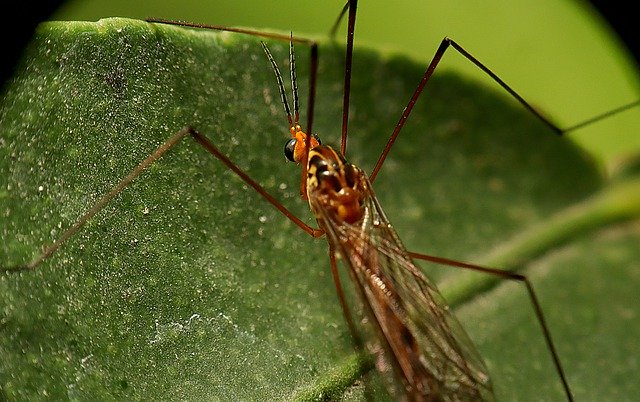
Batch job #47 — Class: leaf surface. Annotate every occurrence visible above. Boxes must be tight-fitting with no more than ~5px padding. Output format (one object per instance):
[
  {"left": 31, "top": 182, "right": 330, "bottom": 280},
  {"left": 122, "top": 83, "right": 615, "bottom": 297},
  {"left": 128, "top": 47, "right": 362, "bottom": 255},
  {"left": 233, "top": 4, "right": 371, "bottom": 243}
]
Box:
[{"left": 1, "top": 18, "right": 639, "bottom": 400}]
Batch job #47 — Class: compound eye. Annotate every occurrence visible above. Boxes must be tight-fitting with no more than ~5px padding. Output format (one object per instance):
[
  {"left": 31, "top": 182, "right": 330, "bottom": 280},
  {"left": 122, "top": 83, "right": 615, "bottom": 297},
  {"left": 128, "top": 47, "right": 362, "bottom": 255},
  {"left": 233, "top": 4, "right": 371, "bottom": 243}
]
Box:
[{"left": 284, "top": 138, "right": 297, "bottom": 162}]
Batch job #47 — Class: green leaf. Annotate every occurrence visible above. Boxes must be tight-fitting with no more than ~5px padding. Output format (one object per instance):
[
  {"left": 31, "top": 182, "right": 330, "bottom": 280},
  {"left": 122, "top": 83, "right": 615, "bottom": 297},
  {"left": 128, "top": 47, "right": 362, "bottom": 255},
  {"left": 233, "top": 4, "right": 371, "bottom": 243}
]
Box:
[
  {"left": 52, "top": 0, "right": 640, "bottom": 164},
  {"left": 1, "top": 18, "right": 639, "bottom": 400}
]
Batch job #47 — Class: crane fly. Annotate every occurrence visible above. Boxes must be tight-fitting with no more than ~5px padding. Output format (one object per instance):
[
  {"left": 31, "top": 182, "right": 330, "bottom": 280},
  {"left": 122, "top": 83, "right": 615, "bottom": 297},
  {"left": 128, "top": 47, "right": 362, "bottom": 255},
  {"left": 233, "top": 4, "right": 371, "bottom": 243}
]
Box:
[
  {"left": 8, "top": 0, "right": 639, "bottom": 399},
  {"left": 261, "top": 36, "right": 495, "bottom": 399}
]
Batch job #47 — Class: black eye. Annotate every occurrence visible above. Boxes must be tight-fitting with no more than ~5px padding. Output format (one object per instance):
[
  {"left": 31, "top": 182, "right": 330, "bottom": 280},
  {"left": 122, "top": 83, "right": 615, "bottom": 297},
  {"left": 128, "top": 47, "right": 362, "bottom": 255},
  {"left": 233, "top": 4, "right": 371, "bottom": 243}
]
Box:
[
  {"left": 284, "top": 138, "right": 296, "bottom": 162},
  {"left": 312, "top": 133, "right": 322, "bottom": 145}
]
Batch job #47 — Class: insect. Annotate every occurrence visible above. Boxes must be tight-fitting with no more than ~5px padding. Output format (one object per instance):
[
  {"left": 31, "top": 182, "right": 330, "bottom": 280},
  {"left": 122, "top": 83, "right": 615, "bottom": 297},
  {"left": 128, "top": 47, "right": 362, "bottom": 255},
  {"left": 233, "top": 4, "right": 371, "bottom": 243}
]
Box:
[
  {"left": 260, "top": 34, "right": 501, "bottom": 399},
  {"left": 2, "top": 1, "right": 636, "bottom": 400}
]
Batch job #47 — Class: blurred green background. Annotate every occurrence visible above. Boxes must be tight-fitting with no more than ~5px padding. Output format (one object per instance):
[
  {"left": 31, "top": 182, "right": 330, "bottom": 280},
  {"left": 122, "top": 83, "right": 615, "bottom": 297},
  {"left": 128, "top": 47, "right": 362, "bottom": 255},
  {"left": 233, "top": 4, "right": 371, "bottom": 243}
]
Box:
[{"left": 49, "top": 0, "right": 640, "bottom": 168}]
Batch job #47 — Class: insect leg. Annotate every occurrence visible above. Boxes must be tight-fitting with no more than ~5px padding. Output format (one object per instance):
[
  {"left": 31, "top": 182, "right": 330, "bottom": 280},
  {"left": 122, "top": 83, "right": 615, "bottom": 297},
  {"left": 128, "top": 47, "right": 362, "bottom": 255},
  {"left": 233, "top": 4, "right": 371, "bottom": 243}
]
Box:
[
  {"left": 328, "top": 1, "right": 351, "bottom": 41},
  {"left": 2, "top": 126, "right": 325, "bottom": 274},
  {"left": 329, "top": 244, "right": 417, "bottom": 400},
  {"left": 368, "top": 37, "right": 638, "bottom": 183},
  {"left": 189, "top": 129, "right": 324, "bottom": 238},
  {"left": 4, "top": 23, "right": 325, "bottom": 273},
  {"left": 148, "top": 20, "right": 322, "bottom": 201},
  {"left": 3, "top": 127, "right": 191, "bottom": 273},
  {"left": 407, "top": 250, "right": 573, "bottom": 402},
  {"left": 339, "top": 0, "right": 358, "bottom": 157},
  {"left": 328, "top": 245, "right": 362, "bottom": 347}
]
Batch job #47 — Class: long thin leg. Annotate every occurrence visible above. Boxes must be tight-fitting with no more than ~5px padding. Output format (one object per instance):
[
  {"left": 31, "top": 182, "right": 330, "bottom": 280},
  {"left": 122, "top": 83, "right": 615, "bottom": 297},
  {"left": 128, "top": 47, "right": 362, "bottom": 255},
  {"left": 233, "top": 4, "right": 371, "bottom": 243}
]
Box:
[
  {"left": 561, "top": 99, "right": 640, "bottom": 132},
  {"left": 329, "top": 245, "right": 363, "bottom": 348},
  {"left": 4, "top": 127, "right": 190, "bottom": 273},
  {"left": 328, "top": 1, "right": 351, "bottom": 40},
  {"left": 340, "top": 0, "right": 358, "bottom": 157},
  {"left": 4, "top": 22, "right": 324, "bottom": 273},
  {"left": 408, "top": 250, "right": 573, "bottom": 402},
  {"left": 300, "top": 44, "right": 320, "bottom": 200},
  {"left": 3, "top": 127, "right": 323, "bottom": 273},
  {"left": 146, "top": 18, "right": 316, "bottom": 46},
  {"left": 150, "top": 19, "right": 322, "bottom": 200},
  {"left": 190, "top": 129, "right": 324, "bottom": 238},
  {"left": 367, "top": 37, "right": 636, "bottom": 183}
]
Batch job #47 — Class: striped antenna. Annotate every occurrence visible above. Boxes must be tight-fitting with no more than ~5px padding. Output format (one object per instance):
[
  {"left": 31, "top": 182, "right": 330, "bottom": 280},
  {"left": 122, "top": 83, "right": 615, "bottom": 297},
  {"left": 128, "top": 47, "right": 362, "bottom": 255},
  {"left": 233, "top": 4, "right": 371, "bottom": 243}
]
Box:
[
  {"left": 261, "top": 42, "right": 294, "bottom": 128},
  {"left": 289, "top": 33, "right": 300, "bottom": 126}
]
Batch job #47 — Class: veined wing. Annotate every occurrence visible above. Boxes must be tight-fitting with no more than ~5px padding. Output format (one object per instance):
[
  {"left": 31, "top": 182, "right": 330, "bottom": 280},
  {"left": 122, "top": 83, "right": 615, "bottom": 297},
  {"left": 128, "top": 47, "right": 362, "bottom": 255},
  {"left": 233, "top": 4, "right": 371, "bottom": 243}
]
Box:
[{"left": 312, "top": 172, "right": 494, "bottom": 401}]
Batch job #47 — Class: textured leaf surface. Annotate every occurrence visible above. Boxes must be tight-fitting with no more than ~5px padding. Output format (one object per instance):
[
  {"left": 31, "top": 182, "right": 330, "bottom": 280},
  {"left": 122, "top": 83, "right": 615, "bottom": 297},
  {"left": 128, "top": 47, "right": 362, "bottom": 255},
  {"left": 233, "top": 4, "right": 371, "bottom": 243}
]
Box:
[{"left": 1, "top": 18, "right": 639, "bottom": 400}]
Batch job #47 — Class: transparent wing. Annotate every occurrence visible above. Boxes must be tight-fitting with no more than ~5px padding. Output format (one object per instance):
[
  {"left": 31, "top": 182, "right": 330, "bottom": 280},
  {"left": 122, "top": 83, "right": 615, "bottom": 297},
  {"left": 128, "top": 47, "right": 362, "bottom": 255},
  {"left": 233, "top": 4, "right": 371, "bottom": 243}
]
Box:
[{"left": 313, "top": 176, "right": 494, "bottom": 401}]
